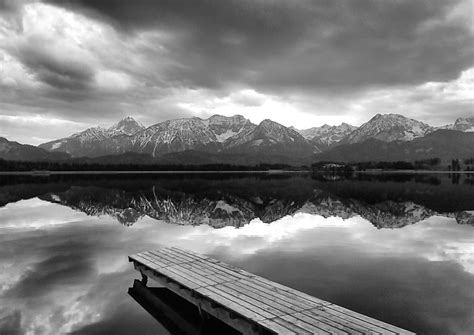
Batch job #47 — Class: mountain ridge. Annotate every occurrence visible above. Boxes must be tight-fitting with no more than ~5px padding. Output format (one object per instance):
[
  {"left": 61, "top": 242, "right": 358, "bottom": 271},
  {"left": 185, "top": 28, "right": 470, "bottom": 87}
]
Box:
[
  {"left": 3, "top": 113, "right": 473, "bottom": 164},
  {"left": 340, "top": 113, "right": 434, "bottom": 144},
  {"left": 314, "top": 129, "right": 474, "bottom": 163},
  {"left": 440, "top": 116, "right": 474, "bottom": 132},
  {"left": 294, "top": 123, "right": 357, "bottom": 151},
  {"left": 39, "top": 115, "right": 320, "bottom": 159},
  {"left": 0, "top": 137, "right": 70, "bottom": 162}
]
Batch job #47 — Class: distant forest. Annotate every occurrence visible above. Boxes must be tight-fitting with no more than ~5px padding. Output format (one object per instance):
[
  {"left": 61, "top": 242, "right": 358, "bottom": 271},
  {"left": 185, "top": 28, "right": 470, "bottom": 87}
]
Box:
[
  {"left": 0, "top": 159, "right": 296, "bottom": 172},
  {"left": 1, "top": 157, "right": 474, "bottom": 172},
  {"left": 312, "top": 157, "right": 474, "bottom": 172}
]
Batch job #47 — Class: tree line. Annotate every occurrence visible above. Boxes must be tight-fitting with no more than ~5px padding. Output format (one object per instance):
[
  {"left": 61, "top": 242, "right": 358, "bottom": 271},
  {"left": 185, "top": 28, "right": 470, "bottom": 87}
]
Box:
[
  {"left": 312, "top": 157, "right": 474, "bottom": 172},
  {"left": 0, "top": 159, "right": 296, "bottom": 172}
]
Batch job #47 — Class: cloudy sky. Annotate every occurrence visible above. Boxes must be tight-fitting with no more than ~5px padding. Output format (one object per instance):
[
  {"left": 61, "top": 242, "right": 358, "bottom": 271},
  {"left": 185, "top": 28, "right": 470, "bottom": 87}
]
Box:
[{"left": 0, "top": 0, "right": 473, "bottom": 145}]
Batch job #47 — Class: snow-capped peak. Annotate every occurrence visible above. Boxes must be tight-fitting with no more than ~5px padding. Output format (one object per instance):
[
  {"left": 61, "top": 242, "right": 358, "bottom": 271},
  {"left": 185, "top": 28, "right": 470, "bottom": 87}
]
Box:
[
  {"left": 39, "top": 113, "right": 469, "bottom": 159},
  {"left": 108, "top": 116, "right": 145, "bottom": 136},
  {"left": 206, "top": 114, "right": 247, "bottom": 124},
  {"left": 259, "top": 119, "right": 284, "bottom": 129},
  {"left": 342, "top": 113, "right": 434, "bottom": 144},
  {"left": 452, "top": 116, "right": 474, "bottom": 132},
  {"left": 256, "top": 119, "right": 305, "bottom": 143},
  {"left": 295, "top": 123, "right": 357, "bottom": 147},
  {"left": 204, "top": 114, "right": 254, "bottom": 142},
  {"left": 68, "top": 126, "right": 109, "bottom": 144}
]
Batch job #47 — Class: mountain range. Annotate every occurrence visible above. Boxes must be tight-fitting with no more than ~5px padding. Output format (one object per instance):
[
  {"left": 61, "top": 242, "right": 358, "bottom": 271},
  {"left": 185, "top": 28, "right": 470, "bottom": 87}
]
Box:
[
  {"left": 340, "top": 114, "right": 433, "bottom": 144},
  {"left": 315, "top": 130, "right": 474, "bottom": 163},
  {"left": 39, "top": 115, "right": 319, "bottom": 159},
  {"left": 1, "top": 113, "right": 473, "bottom": 165},
  {"left": 294, "top": 123, "right": 357, "bottom": 151}
]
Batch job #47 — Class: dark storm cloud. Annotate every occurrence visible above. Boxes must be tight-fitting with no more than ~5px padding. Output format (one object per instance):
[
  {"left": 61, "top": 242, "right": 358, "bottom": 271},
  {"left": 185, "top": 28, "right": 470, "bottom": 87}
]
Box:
[
  {"left": 10, "top": 37, "right": 94, "bottom": 92},
  {"left": 0, "top": 0, "right": 472, "bottom": 140},
  {"left": 47, "top": 0, "right": 318, "bottom": 89},
  {"left": 46, "top": 0, "right": 474, "bottom": 91},
  {"left": 20, "top": 52, "right": 92, "bottom": 91}
]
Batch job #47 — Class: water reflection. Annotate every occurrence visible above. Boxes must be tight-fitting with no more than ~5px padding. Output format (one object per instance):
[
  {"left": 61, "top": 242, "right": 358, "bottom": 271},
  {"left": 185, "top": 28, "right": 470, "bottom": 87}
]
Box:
[
  {"left": 128, "top": 279, "right": 239, "bottom": 335},
  {"left": 1, "top": 173, "right": 472, "bottom": 228},
  {"left": 0, "top": 173, "right": 473, "bottom": 334}
]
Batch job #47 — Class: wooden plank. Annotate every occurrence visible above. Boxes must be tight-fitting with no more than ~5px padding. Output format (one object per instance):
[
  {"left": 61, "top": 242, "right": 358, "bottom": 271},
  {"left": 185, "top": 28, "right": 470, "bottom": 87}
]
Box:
[
  {"left": 161, "top": 247, "right": 201, "bottom": 263},
  {"left": 144, "top": 249, "right": 180, "bottom": 264},
  {"left": 130, "top": 248, "right": 415, "bottom": 335},
  {"left": 261, "top": 318, "right": 311, "bottom": 335},
  {"left": 322, "top": 305, "right": 405, "bottom": 334},
  {"left": 173, "top": 261, "right": 234, "bottom": 284},
  {"left": 160, "top": 255, "right": 322, "bottom": 316},
  {"left": 158, "top": 266, "right": 211, "bottom": 289},
  {"left": 170, "top": 247, "right": 255, "bottom": 278},
  {"left": 146, "top": 249, "right": 191, "bottom": 266},
  {"left": 132, "top": 253, "right": 169, "bottom": 269},
  {"left": 136, "top": 251, "right": 235, "bottom": 289},
  {"left": 168, "top": 251, "right": 330, "bottom": 309},
  {"left": 193, "top": 259, "right": 253, "bottom": 281},
  {"left": 136, "top": 262, "right": 203, "bottom": 290},
  {"left": 198, "top": 286, "right": 274, "bottom": 321},
  {"left": 131, "top": 254, "right": 170, "bottom": 274},
  {"left": 166, "top": 247, "right": 215, "bottom": 264},
  {"left": 280, "top": 313, "right": 348, "bottom": 335},
  {"left": 167, "top": 264, "right": 219, "bottom": 287},
  {"left": 172, "top": 257, "right": 238, "bottom": 284},
  {"left": 300, "top": 309, "right": 371, "bottom": 335},
  {"left": 161, "top": 256, "right": 319, "bottom": 312},
  {"left": 202, "top": 285, "right": 279, "bottom": 319},
  {"left": 130, "top": 254, "right": 157, "bottom": 269},
  {"left": 134, "top": 254, "right": 208, "bottom": 290},
  {"left": 136, "top": 252, "right": 173, "bottom": 271},
  {"left": 220, "top": 281, "right": 303, "bottom": 316},
  {"left": 210, "top": 282, "right": 294, "bottom": 317},
  {"left": 162, "top": 249, "right": 238, "bottom": 277},
  {"left": 237, "top": 277, "right": 323, "bottom": 311},
  {"left": 137, "top": 267, "right": 262, "bottom": 335},
  {"left": 249, "top": 274, "right": 331, "bottom": 307},
  {"left": 170, "top": 247, "right": 218, "bottom": 262}
]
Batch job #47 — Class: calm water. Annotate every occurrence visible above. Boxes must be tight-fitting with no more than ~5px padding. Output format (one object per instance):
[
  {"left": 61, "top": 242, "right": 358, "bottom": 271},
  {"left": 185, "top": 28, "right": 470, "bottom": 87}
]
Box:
[{"left": 0, "top": 173, "right": 473, "bottom": 335}]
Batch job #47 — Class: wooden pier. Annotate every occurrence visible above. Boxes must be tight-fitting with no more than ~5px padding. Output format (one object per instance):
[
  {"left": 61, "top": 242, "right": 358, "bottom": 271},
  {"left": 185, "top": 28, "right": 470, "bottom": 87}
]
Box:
[{"left": 129, "top": 247, "right": 414, "bottom": 335}]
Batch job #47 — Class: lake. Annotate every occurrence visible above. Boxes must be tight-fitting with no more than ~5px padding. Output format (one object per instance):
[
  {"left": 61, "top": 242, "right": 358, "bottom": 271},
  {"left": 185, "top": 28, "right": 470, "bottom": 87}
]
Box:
[{"left": 0, "top": 172, "right": 473, "bottom": 335}]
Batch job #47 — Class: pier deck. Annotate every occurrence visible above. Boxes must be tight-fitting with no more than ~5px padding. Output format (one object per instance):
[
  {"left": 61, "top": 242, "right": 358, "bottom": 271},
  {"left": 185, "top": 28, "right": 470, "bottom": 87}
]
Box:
[{"left": 129, "top": 247, "right": 414, "bottom": 335}]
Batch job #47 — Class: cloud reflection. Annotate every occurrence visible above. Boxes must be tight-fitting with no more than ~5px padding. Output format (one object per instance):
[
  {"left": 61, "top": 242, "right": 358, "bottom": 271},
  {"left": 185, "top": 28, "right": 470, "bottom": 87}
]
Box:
[
  {"left": 0, "top": 198, "right": 473, "bottom": 334},
  {"left": 0, "top": 198, "right": 89, "bottom": 229},
  {"left": 178, "top": 213, "right": 474, "bottom": 275}
]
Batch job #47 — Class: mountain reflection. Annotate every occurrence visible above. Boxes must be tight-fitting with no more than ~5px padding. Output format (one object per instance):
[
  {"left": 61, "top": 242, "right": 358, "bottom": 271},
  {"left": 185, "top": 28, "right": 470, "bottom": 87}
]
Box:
[{"left": 1, "top": 173, "right": 473, "bottom": 228}]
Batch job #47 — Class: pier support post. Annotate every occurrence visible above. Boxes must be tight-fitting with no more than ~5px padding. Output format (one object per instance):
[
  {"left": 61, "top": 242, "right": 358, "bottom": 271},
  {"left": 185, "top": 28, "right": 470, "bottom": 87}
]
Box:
[
  {"left": 197, "top": 304, "right": 211, "bottom": 335},
  {"left": 141, "top": 272, "right": 148, "bottom": 286},
  {"left": 197, "top": 303, "right": 210, "bottom": 321}
]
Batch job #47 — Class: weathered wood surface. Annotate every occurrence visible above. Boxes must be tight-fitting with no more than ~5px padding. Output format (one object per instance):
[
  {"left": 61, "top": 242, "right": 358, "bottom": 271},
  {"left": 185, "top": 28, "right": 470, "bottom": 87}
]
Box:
[{"left": 129, "top": 247, "right": 415, "bottom": 335}]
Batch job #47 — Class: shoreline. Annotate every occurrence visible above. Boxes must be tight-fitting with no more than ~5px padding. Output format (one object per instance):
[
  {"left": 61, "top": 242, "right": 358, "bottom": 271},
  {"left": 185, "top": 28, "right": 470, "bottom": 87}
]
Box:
[
  {"left": 314, "top": 170, "right": 473, "bottom": 175},
  {"left": 0, "top": 170, "right": 308, "bottom": 175},
  {"left": 0, "top": 169, "right": 473, "bottom": 175}
]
